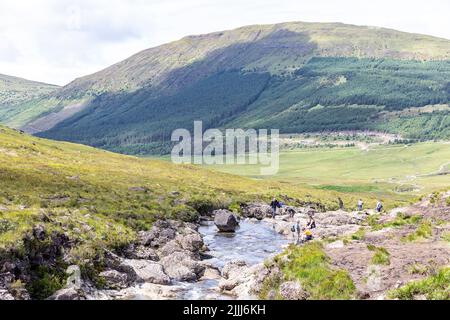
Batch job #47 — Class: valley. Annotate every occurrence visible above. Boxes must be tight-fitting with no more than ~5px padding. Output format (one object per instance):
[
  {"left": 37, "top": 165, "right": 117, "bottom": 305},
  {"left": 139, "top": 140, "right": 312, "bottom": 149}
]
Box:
[
  {"left": 0, "top": 19, "right": 449, "bottom": 301},
  {"left": 206, "top": 140, "right": 450, "bottom": 201}
]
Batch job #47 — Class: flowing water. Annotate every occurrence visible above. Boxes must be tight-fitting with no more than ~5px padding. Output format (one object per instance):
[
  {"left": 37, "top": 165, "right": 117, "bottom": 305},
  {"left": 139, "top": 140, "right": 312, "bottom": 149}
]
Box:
[
  {"left": 178, "top": 220, "right": 289, "bottom": 300},
  {"left": 127, "top": 220, "right": 289, "bottom": 300}
]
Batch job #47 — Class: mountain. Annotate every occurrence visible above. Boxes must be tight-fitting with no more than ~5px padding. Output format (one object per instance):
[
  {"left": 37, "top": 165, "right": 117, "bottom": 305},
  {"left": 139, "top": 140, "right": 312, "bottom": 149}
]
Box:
[
  {"left": 0, "top": 74, "right": 59, "bottom": 127},
  {"left": 3, "top": 21, "right": 450, "bottom": 154}
]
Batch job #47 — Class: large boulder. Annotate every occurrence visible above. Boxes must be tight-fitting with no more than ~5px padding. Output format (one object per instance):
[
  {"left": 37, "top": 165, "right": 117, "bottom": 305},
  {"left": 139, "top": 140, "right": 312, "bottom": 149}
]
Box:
[
  {"left": 176, "top": 232, "right": 203, "bottom": 252},
  {"left": 119, "top": 259, "right": 171, "bottom": 285},
  {"left": 214, "top": 210, "right": 239, "bottom": 232},
  {"left": 160, "top": 252, "right": 205, "bottom": 281}
]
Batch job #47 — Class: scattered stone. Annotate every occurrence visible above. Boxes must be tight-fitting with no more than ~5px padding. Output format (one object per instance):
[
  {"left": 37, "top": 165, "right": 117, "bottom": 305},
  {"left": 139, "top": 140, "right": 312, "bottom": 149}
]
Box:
[
  {"left": 48, "top": 287, "right": 85, "bottom": 300},
  {"left": 326, "top": 240, "right": 345, "bottom": 249},
  {"left": 128, "top": 186, "right": 149, "bottom": 192},
  {"left": 0, "top": 289, "right": 15, "bottom": 300},
  {"left": 279, "top": 281, "right": 309, "bottom": 300}
]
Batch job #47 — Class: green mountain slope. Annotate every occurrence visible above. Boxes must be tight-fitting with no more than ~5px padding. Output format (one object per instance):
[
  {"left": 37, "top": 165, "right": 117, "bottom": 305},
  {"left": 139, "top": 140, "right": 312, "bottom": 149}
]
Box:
[
  {"left": 0, "top": 74, "right": 59, "bottom": 125},
  {"left": 2, "top": 22, "right": 450, "bottom": 153},
  {"left": 0, "top": 74, "right": 59, "bottom": 106}
]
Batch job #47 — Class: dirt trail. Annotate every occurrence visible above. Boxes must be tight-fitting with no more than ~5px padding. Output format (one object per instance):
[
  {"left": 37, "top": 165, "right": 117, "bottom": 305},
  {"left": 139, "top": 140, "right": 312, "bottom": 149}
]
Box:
[{"left": 325, "top": 192, "right": 450, "bottom": 299}]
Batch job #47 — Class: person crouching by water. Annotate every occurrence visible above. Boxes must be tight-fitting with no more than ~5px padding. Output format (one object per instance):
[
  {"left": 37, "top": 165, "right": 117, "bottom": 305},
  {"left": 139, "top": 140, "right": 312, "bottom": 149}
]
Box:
[
  {"left": 306, "top": 208, "right": 316, "bottom": 229},
  {"left": 270, "top": 198, "right": 281, "bottom": 219},
  {"left": 287, "top": 207, "right": 296, "bottom": 221},
  {"left": 296, "top": 225, "right": 313, "bottom": 245},
  {"left": 304, "top": 228, "right": 313, "bottom": 242}
]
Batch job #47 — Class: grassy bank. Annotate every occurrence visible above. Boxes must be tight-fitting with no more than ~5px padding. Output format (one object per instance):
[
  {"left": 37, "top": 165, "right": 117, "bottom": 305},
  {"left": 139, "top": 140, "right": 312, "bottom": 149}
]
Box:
[{"left": 260, "top": 242, "right": 356, "bottom": 300}]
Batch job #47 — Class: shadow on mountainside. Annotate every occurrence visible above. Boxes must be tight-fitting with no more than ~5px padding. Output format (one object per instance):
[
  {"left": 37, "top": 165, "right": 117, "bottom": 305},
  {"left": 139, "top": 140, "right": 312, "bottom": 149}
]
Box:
[{"left": 35, "top": 30, "right": 317, "bottom": 153}]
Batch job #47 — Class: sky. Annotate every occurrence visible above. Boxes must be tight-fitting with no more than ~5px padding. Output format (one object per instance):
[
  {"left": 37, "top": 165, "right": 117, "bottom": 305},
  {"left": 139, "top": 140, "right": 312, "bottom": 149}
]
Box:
[{"left": 1, "top": 0, "right": 449, "bottom": 86}]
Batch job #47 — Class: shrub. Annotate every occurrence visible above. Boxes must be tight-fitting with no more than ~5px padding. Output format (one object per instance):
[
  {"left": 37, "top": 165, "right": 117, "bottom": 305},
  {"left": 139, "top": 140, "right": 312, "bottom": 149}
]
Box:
[
  {"left": 389, "top": 267, "right": 450, "bottom": 300},
  {"left": 367, "top": 245, "right": 390, "bottom": 265},
  {"left": 403, "top": 221, "right": 433, "bottom": 242},
  {"left": 278, "top": 242, "right": 356, "bottom": 299}
]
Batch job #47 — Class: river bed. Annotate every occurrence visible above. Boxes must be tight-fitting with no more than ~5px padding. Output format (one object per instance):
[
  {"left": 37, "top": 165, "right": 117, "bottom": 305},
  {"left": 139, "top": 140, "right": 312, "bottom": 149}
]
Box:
[{"left": 129, "top": 220, "right": 289, "bottom": 300}]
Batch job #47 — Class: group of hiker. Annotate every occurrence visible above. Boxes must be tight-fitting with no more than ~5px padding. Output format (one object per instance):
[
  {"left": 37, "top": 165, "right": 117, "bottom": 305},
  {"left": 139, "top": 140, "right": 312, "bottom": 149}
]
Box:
[
  {"left": 270, "top": 198, "right": 316, "bottom": 244},
  {"left": 356, "top": 199, "right": 384, "bottom": 213},
  {"left": 270, "top": 197, "right": 384, "bottom": 245}
]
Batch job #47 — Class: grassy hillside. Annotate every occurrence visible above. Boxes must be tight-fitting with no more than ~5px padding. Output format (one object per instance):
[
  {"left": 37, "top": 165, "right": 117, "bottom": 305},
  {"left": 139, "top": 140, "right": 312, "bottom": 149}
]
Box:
[
  {"left": 0, "top": 74, "right": 59, "bottom": 107},
  {"left": 0, "top": 74, "right": 59, "bottom": 126},
  {"left": 0, "top": 125, "right": 384, "bottom": 248}
]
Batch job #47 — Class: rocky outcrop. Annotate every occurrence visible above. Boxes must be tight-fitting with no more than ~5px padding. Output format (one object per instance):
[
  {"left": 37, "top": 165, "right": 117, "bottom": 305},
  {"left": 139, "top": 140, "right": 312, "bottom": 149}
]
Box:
[
  {"left": 160, "top": 252, "right": 205, "bottom": 281},
  {"left": 217, "top": 260, "right": 271, "bottom": 299},
  {"left": 214, "top": 210, "right": 240, "bottom": 232},
  {"left": 96, "top": 219, "right": 206, "bottom": 295},
  {"left": 99, "top": 270, "right": 129, "bottom": 290},
  {"left": 48, "top": 265, "right": 86, "bottom": 300},
  {"left": 125, "top": 245, "right": 159, "bottom": 261},
  {"left": 241, "top": 203, "right": 272, "bottom": 220},
  {"left": 119, "top": 259, "right": 171, "bottom": 285}
]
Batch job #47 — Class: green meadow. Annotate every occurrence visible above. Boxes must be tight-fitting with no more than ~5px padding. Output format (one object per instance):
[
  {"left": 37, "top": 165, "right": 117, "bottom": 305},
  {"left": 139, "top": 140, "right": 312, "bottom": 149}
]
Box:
[{"left": 205, "top": 142, "right": 450, "bottom": 204}]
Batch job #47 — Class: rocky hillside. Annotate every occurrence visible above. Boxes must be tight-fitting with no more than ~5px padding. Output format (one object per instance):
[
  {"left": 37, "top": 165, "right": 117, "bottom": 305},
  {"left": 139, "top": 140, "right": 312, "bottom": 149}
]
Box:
[
  {"left": 1, "top": 22, "right": 449, "bottom": 154},
  {"left": 233, "top": 192, "right": 450, "bottom": 300}
]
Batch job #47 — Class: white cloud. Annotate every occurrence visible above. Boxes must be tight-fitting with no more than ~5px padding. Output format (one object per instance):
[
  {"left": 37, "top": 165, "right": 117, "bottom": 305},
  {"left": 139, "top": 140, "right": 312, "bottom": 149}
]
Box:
[{"left": 0, "top": 0, "right": 449, "bottom": 85}]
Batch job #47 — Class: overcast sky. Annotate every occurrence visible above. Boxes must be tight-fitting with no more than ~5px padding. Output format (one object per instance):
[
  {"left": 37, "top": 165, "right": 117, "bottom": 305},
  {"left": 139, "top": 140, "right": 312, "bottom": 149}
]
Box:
[{"left": 1, "top": 0, "right": 449, "bottom": 86}]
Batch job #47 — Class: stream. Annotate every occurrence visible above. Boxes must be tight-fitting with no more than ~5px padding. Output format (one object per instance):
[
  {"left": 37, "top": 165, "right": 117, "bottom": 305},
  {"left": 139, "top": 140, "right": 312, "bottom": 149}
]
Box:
[{"left": 129, "top": 220, "right": 289, "bottom": 300}]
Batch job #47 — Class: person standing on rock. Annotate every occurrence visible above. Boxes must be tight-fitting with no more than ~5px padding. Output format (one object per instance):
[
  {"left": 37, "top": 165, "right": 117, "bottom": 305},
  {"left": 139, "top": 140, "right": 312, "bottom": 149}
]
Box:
[
  {"left": 376, "top": 200, "right": 383, "bottom": 213},
  {"left": 296, "top": 221, "right": 301, "bottom": 244},
  {"left": 270, "top": 198, "right": 281, "bottom": 219},
  {"left": 357, "top": 199, "right": 364, "bottom": 211}
]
